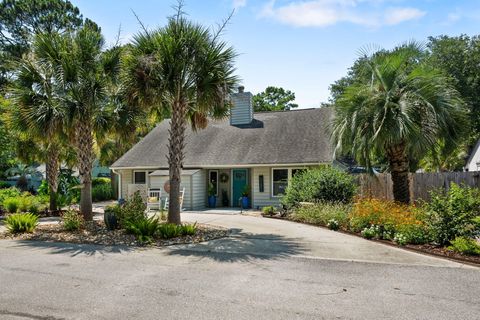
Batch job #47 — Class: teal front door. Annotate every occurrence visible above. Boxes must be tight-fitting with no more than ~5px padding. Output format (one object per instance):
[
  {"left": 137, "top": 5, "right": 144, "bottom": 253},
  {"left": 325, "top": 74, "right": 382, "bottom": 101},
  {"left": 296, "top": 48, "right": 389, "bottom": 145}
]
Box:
[{"left": 232, "top": 169, "right": 247, "bottom": 207}]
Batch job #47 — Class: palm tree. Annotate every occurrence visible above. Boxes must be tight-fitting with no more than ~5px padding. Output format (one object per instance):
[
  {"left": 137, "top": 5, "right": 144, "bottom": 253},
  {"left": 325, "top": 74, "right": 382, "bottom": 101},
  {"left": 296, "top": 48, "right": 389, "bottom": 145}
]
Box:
[
  {"left": 8, "top": 40, "right": 65, "bottom": 209},
  {"left": 332, "top": 42, "right": 467, "bottom": 203},
  {"left": 30, "top": 23, "right": 136, "bottom": 220},
  {"left": 123, "top": 7, "right": 238, "bottom": 224}
]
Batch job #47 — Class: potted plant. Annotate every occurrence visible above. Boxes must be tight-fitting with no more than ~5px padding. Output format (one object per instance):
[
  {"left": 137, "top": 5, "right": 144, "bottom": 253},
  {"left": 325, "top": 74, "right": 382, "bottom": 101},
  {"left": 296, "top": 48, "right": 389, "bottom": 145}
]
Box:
[
  {"left": 103, "top": 205, "right": 120, "bottom": 230},
  {"left": 221, "top": 189, "right": 229, "bottom": 207},
  {"left": 241, "top": 185, "right": 249, "bottom": 209},
  {"left": 208, "top": 183, "right": 217, "bottom": 208}
]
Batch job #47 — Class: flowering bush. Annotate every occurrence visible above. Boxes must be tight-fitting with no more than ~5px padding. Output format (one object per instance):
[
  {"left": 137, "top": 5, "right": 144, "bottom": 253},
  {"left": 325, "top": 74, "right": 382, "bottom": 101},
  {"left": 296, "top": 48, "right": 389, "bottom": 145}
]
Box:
[
  {"left": 349, "top": 198, "right": 424, "bottom": 233},
  {"left": 327, "top": 219, "right": 340, "bottom": 230}
]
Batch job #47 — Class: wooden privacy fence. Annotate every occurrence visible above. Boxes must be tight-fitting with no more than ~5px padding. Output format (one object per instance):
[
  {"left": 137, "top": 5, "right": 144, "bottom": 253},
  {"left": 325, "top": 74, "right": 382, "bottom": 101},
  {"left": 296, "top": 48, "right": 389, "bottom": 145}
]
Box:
[{"left": 356, "top": 172, "right": 480, "bottom": 202}]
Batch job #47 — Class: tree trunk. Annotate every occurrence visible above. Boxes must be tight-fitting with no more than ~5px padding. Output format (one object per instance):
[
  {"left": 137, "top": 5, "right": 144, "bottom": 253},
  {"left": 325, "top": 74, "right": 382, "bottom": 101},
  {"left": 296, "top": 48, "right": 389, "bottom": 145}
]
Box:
[
  {"left": 387, "top": 143, "right": 411, "bottom": 204},
  {"left": 45, "top": 145, "right": 60, "bottom": 211},
  {"left": 167, "top": 100, "right": 187, "bottom": 224},
  {"left": 75, "top": 120, "right": 94, "bottom": 220}
]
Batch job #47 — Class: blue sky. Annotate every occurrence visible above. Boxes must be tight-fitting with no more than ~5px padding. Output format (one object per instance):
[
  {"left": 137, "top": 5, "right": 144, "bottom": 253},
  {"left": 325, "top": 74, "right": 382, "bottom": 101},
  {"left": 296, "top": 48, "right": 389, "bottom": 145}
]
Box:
[{"left": 72, "top": 0, "right": 480, "bottom": 108}]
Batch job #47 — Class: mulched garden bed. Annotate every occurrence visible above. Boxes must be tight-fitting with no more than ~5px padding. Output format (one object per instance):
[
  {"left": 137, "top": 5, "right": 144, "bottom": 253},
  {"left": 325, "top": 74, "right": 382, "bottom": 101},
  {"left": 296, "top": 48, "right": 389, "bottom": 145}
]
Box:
[
  {"left": 0, "top": 221, "right": 229, "bottom": 247},
  {"left": 263, "top": 214, "right": 480, "bottom": 266}
]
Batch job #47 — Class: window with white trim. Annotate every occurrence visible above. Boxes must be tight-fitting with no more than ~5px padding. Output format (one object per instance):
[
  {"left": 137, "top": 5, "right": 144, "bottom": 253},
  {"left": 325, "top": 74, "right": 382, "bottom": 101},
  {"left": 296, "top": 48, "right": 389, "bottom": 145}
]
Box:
[
  {"left": 134, "top": 171, "right": 146, "bottom": 184},
  {"left": 272, "top": 169, "right": 288, "bottom": 196}
]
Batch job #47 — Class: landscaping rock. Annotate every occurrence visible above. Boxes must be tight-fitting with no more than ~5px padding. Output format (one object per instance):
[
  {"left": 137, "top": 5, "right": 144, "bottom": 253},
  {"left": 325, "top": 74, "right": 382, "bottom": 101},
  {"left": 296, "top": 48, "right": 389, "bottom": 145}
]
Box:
[{"left": 0, "top": 221, "right": 229, "bottom": 247}]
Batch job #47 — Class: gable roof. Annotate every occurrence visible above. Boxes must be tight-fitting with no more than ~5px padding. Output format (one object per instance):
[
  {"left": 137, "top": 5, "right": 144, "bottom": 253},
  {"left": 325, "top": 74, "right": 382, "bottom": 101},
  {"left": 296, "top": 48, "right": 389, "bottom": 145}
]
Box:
[{"left": 111, "top": 107, "right": 333, "bottom": 169}]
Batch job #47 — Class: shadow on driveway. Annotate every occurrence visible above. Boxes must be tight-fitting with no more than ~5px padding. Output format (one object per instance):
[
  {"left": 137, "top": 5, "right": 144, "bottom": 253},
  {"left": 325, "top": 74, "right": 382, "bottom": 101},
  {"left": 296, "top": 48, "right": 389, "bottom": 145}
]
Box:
[
  {"left": 166, "top": 228, "right": 306, "bottom": 263},
  {"left": 13, "top": 240, "right": 133, "bottom": 257}
]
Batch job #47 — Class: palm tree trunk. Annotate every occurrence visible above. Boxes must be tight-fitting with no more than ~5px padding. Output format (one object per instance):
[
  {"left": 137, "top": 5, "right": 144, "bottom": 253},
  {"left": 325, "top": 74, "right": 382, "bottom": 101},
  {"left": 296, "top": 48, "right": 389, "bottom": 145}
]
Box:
[
  {"left": 45, "top": 146, "right": 60, "bottom": 211},
  {"left": 387, "top": 143, "right": 411, "bottom": 204},
  {"left": 167, "top": 100, "right": 187, "bottom": 224},
  {"left": 75, "top": 120, "right": 94, "bottom": 220}
]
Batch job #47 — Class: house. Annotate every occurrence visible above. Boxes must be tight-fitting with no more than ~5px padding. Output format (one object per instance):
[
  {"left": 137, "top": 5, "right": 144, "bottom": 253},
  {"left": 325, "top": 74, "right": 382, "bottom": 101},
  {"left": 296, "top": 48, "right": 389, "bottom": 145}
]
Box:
[
  {"left": 110, "top": 86, "right": 334, "bottom": 210},
  {"left": 465, "top": 139, "right": 480, "bottom": 171}
]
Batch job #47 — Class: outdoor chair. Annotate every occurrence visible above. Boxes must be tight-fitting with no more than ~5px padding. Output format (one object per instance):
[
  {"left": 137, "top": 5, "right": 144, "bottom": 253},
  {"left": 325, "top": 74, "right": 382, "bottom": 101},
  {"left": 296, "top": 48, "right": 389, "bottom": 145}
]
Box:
[{"left": 146, "top": 189, "right": 162, "bottom": 212}]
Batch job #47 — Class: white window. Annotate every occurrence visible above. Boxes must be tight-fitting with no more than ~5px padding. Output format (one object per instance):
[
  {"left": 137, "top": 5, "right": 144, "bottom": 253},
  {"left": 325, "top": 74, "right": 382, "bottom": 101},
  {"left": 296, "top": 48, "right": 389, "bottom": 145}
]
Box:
[
  {"left": 271, "top": 167, "right": 307, "bottom": 197},
  {"left": 209, "top": 170, "right": 219, "bottom": 196},
  {"left": 133, "top": 171, "right": 146, "bottom": 184},
  {"left": 272, "top": 169, "right": 288, "bottom": 196}
]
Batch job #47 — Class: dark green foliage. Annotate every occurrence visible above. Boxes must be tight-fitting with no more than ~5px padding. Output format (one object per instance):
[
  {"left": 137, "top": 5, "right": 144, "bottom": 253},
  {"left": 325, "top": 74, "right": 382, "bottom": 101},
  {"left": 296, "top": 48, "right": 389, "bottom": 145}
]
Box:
[
  {"left": 5, "top": 213, "right": 38, "bottom": 233},
  {"left": 125, "top": 216, "right": 160, "bottom": 244},
  {"left": 92, "top": 183, "right": 113, "bottom": 202},
  {"left": 156, "top": 223, "right": 183, "bottom": 239},
  {"left": 281, "top": 167, "right": 356, "bottom": 208},
  {"left": 0, "top": 0, "right": 83, "bottom": 88},
  {"left": 253, "top": 86, "right": 298, "bottom": 112},
  {"left": 0, "top": 181, "right": 10, "bottom": 189},
  {"left": 448, "top": 237, "right": 480, "bottom": 255},
  {"left": 117, "top": 192, "right": 147, "bottom": 226},
  {"left": 62, "top": 209, "right": 83, "bottom": 231},
  {"left": 425, "top": 184, "right": 480, "bottom": 245},
  {"left": 180, "top": 223, "right": 197, "bottom": 236},
  {"left": 427, "top": 35, "right": 480, "bottom": 143}
]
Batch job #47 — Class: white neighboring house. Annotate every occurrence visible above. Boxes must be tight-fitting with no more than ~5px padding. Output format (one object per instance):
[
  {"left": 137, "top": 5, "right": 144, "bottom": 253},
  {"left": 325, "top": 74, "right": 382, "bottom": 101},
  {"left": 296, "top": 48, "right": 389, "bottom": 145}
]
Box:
[
  {"left": 465, "top": 139, "right": 480, "bottom": 171},
  {"left": 110, "top": 86, "right": 334, "bottom": 210}
]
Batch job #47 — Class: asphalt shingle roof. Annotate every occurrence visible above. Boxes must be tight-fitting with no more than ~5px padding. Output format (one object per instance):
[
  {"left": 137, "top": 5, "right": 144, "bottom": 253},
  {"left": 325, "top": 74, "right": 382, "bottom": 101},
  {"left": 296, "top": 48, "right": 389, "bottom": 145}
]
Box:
[{"left": 111, "top": 107, "right": 333, "bottom": 168}]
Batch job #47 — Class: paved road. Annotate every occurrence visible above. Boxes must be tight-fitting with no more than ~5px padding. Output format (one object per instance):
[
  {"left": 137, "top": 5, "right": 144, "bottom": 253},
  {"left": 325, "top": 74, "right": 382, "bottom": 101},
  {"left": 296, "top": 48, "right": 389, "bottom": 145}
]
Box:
[{"left": 0, "top": 212, "right": 479, "bottom": 320}]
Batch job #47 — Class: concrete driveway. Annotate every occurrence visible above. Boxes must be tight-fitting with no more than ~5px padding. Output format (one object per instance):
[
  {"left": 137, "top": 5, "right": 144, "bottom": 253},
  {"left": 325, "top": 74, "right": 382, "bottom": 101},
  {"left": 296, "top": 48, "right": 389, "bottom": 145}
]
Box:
[{"left": 0, "top": 212, "right": 479, "bottom": 319}]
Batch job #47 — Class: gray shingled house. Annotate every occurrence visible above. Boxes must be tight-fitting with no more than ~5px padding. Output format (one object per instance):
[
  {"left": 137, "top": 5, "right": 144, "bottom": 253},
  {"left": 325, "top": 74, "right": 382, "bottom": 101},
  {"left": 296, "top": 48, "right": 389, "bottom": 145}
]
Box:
[{"left": 110, "top": 87, "right": 334, "bottom": 210}]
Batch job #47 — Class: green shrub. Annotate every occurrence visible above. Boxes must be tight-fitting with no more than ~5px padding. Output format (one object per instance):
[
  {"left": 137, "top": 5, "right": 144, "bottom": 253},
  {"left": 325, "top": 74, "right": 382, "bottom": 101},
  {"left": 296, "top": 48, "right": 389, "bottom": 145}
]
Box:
[
  {"left": 361, "top": 225, "right": 380, "bottom": 239},
  {"left": 0, "top": 187, "right": 20, "bottom": 207},
  {"left": 393, "top": 233, "right": 408, "bottom": 246},
  {"left": 92, "top": 183, "right": 113, "bottom": 202},
  {"left": 3, "top": 197, "right": 19, "bottom": 213},
  {"left": 326, "top": 219, "right": 340, "bottom": 230},
  {"left": 118, "top": 192, "right": 147, "bottom": 226},
  {"left": 262, "top": 206, "right": 276, "bottom": 216},
  {"left": 181, "top": 223, "right": 197, "bottom": 236},
  {"left": 157, "top": 223, "right": 183, "bottom": 239},
  {"left": 5, "top": 213, "right": 38, "bottom": 233},
  {"left": 37, "top": 180, "right": 49, "bottom": 196},
  {"left": 0, "top": 181, "right": 11, "bottom": 189},
  {"left": 424, "top": 184, "right": 480, "bottom": 245},
  {"left": 62, "top": 210, "right": 84, "bottom": 231},
  {"left": 125, "top": 216, "right": 160, "bottom": 244},
  {"left": 92, "top": 177, "right": 111, "bottom": 187},
  {"left": 290, "top": 202, "right": 351, "bottom": 228},
  {"left": 448, "top": 237, "right": 480, "bottom": 255},
  {"left": 394, "top": 223, "right": 429, "bottom": 244},
  {"left": 281, "top": 166, "right": 356, "bottom": 208},
  {"left": 18, "top": 196, "right": 33, "bottom": 212}
]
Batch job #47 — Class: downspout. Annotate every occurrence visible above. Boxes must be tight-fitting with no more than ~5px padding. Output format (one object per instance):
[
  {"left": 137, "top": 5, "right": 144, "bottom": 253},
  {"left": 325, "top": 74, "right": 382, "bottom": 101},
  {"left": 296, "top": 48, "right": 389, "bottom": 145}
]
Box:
[{"left": 111, "top": 168, "right": 121, "bottom": 200}]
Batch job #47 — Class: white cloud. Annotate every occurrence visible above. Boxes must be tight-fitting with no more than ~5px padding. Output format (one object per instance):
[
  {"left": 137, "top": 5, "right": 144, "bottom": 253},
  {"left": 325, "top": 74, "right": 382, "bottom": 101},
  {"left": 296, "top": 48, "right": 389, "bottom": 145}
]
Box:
[
  {"left": 233, "top": 0, "right": 247, "bottom": 9},
  {"left": 260, "top": 0, "right": 425, "bottom": 27},
  {"left": 384, "top": 7, "right": 425, "bottom": 25}
]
